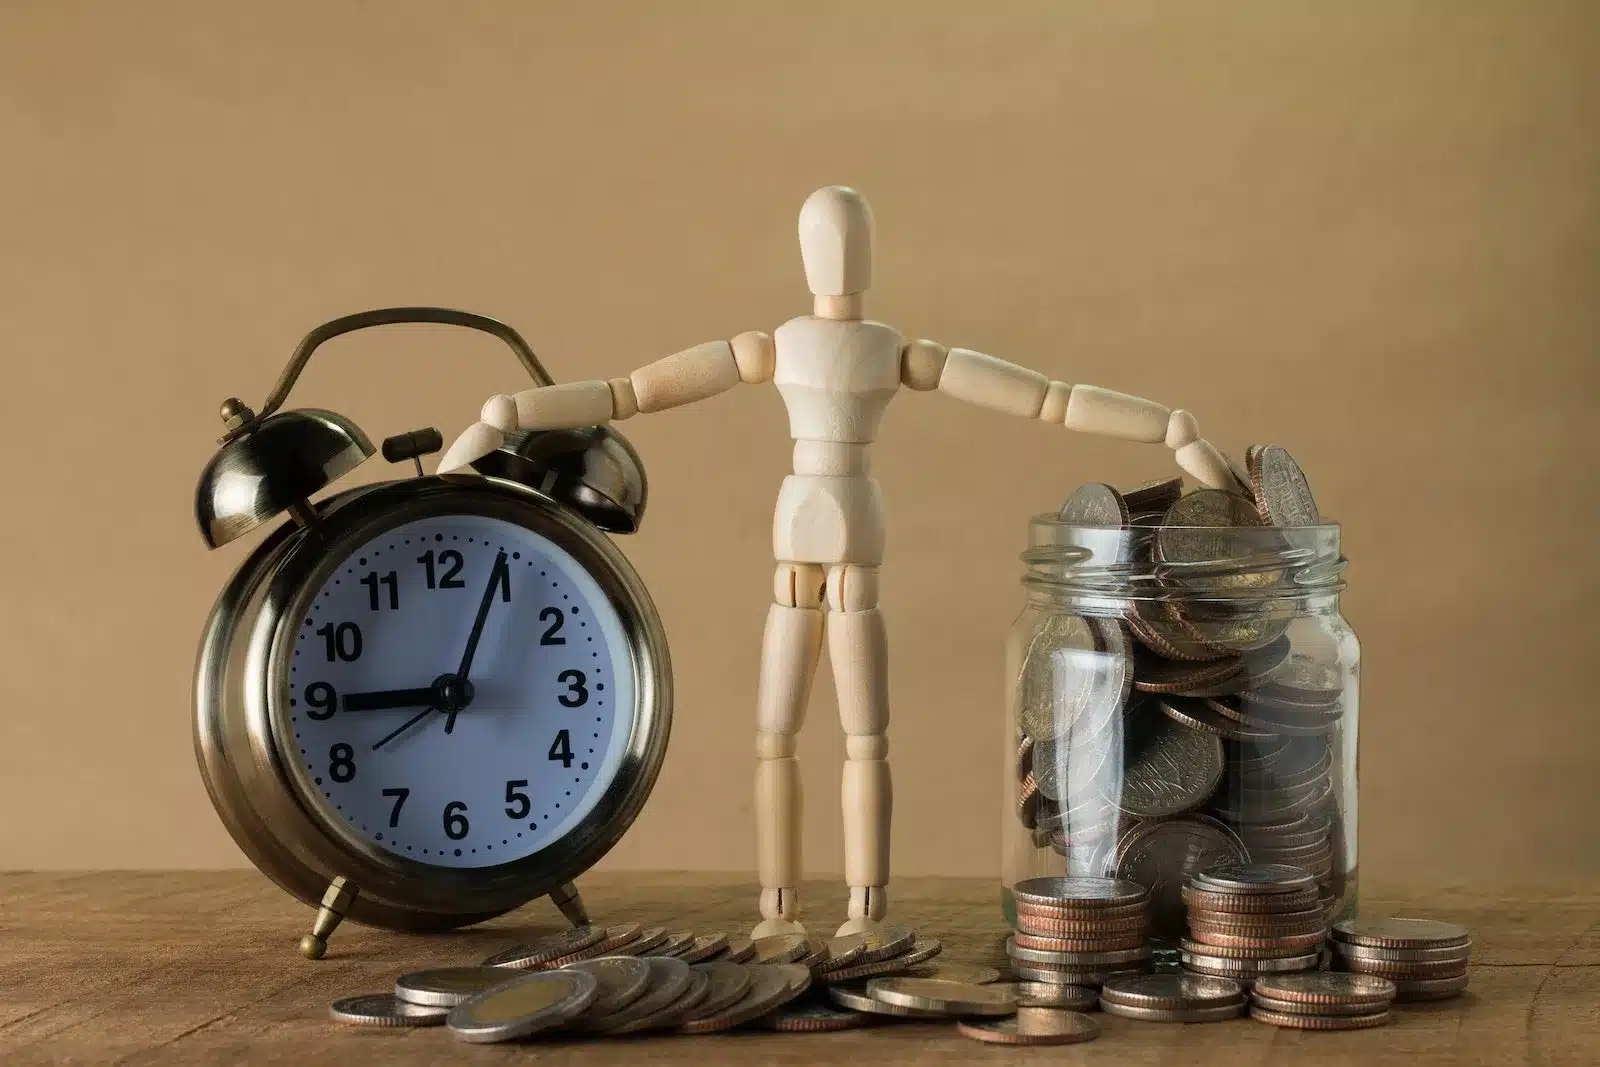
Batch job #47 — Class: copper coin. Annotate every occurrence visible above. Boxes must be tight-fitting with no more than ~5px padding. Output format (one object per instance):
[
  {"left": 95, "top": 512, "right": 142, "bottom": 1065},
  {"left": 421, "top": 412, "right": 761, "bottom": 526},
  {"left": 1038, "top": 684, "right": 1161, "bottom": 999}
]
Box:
[
  {"left": 1100, "top": 999, "right": 1245, "bottom": 1023},
  {"left": 1250, "top": 1006, "right": 1390, "bottom": 1030},
  {"left": 1014, "top": 913, "right": 1151, "bottom": 939},
  {"left": 1014, "top": 896, "right": 1150, "bottom": 920},
  {"left": 1012, "top": 877, "right": 1149, "bottom": 909},
  {"left": 1250, "top": 992, "right": 1386, "bottom": 1017},
  {"left": 1186, "top": 928, "right": 1326, "bottom": 952},
  {"left": 1013, "top": 930, "right": 1150, "bottom": 953},
  {"left": 1016, "top": 982, "right": 1099, "bottom": 1010},
  {"left": 957, "top": 1008, "right": 1102, "bottom": 1046},
  {"left": 1099, "top": 973, "right": 1244, "bottom": 1010},
  {"left": 1007, "top": 940, "right": 1151, "bottom": 967},
  {"left": 1336, "top": 957, "right": 1470, "bottom": 979},
  {"left": 1253, "top": 972, "right": 1396, "bottom": 1005},
  {"left": 1129, "top": 603, "right": 1227, "bottom": 663},
  {"left": 1134, "top": 654, "right": 1245, "bottom": 695},
  {"left": 1160, "top": 696, "right": 1278, "bottom": 742},
  {"left": 1017, "top": 772, "right": 1040, "bottom": 828},
  {"left": 760, "top": 1002, "right": 876, "bottom": 1032},
  {"left": 1330, "top": 917, "right": 1470, "bottom": 950},
  {"left": 1187, "top": 909, "right": 1329, "bottom": 933},
  {"left": 1330, "top": 941, "right": 1471, "bottom": 963},
  {"left": 1182, "top": 884, "right": 1321, "bottom": 913},
  {"left": 1015, "top": 733, "right": 1035, "bottom": 779}
]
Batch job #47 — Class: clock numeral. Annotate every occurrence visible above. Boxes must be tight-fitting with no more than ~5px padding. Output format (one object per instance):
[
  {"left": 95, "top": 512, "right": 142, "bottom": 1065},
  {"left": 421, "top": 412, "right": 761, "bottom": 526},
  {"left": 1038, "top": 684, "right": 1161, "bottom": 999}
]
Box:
[
  {"left": 316, "top": 621, "right": 363, "bottom": 662},
  {"left": 328, "top": 743, "right": 356, "bottom": 783},
  {"left": 548, "top": 729, "right": 574, "bottom": 768},
  {"left": 418, "top": 549, "right": 466, "bottom": 589},
  {"left": 443, "top": 800, "right": 470, "bottom": 840},
  {"left": 504, "top": 780, "right": 531, "bottom": 819},
  {"left": 382, "top": 787, "right": 409, "bottom": 827},
  {"left": 361, "top": 570, "right": 399, "bottom": 611},
  {"left": 557, "top": 670, "right": 588, "bottom": 708},
  {"left": 539, "top": 606, "right": 566, "bottom": 645},
  {"left": 304, "top": 682, "right": 337, "bottom": 720}
]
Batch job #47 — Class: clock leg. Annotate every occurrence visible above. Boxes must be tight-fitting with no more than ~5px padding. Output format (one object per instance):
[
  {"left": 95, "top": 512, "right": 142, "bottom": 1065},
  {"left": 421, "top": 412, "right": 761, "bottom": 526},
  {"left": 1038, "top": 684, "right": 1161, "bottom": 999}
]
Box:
[
  {"left": 549, "top": 881, "right": 590, "bottom": 927},
  {"left": 298, "top": 876, "right": 358, "bottom": 960}
]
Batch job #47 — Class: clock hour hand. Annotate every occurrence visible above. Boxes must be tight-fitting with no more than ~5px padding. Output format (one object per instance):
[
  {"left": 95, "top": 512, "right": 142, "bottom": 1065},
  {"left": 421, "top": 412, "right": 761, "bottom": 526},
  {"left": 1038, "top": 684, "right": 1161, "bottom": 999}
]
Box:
[{"left": 342, "top": 687, "right": 438, "bottom": 712}]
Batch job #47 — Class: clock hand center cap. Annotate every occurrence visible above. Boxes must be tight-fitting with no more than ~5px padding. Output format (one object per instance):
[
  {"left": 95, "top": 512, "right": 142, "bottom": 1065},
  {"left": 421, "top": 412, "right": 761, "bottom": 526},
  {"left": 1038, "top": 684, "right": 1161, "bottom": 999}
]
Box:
[{"left": 432, "top": 673, "right": 475, "bottom": 712}]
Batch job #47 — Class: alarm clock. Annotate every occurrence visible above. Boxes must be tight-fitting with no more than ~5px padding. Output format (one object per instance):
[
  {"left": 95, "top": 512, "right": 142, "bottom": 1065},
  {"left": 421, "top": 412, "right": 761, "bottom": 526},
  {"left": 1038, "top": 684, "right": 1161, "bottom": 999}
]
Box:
[{"left": 192, "top": 307, "right": 672, "bottom": 959}]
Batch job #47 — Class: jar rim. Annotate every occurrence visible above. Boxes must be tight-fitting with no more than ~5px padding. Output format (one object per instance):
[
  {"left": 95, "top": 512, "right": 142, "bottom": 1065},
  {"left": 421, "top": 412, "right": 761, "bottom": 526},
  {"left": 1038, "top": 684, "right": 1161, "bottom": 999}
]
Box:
[{"left": 1029, "top": 512, "right": 1342, "bottom": 534}]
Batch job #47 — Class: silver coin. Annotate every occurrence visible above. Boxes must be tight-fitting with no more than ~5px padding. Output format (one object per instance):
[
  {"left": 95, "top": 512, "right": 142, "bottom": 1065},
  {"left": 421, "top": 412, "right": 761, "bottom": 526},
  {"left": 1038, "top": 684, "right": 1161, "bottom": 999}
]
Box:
[
  {"left": 445, "top": 969, "right": 599, "bottom": 1044},
  {"left": 826, "top": 981, "right": 948, "bottom": 1018},
  {"left": 1015, "top": 982, "right": 1099, "bottom": 1011},
  {"left": 1100, "top": 999, "right": 1245, "bottom": 1023},
  {"left": 1123, "top": 477, "right": 1184, "bottom": 514},
  {"left": 1012, "top": 876, "right": 1149, "bottom": 909},
  {"left": 852, "top": 926, "right": 916, "bottom": 965},
  {"left": 330, "top": 993, "right": 449, "bottom": 1027},
  {"left": 562, "top": 955, "right": 654, "bottom": 1017},
  {"left": 1251, "top": 992, "right": 1392, "bottom": 1016},
  {"left": 579, "top": 954, "right": 691, "bottom": 1031},
  {"left": 681, "top": 961, "right": 755, "bottom": 1021},
  {"left": 653, "top": 930, "right": 698, "bottom": 957},
  {"left": 604, "top": 967, "right": 712, "bottom": 1034},
  {"left": 1330, "top": 917, "right": 1471, "bottom": 950},
  {"left": 680, "top": 964, "right": 807, "bottom": 1033},
  {"left": 867, "top": 977, "right": 1018, "bottom": 1017},
  {"left": 609, "top": 926, "right": 669, "bottom": 957},
  {"left": 676, "top": 932, "right": 730, "bottom": 964},
  {"left": 1108, "top": 814, "right": 1249, "bottom": 940},
  {"left": 1193, "top": 863, "right": 1318, "bottom": 895},
  {"left": 1247, "top": 445, "right": 1321, "bottom": 527},
  {"left": 749, "top": 932, "right": 810, "bottom": 965},
  {"left": 1160, "top": 696, "right": 1279, "bottom": 743},
  {"left": 395, "top": 966, "right": 516, "bottom": 1007},
  {"left": 480, "top": 923, "right": 606, "bottom": 969},
  {"left": 905, "top": 963, "right": 1003, "bottom": 985},
  {"left": 1100, "top": 973, "right": 1244, "bottom": 1010},
  {"left": 1058, "top": 483, "right": 1130, "bottom": 527},
  {"left": 1009, "top": 963, "right": 1148, "bottom": 985},
  {"left": 720, "top": 935, "right": 757, "bottom": 963},
  {"left": 1007, "top": 939, "right": 1151, "bottom": 967},
  {"left": 1330, "top": 941, "right": 1472, "bottom": 963},
  {"left": 1155, "top": 491, "right": 1271, "bottom": 594},
  {"left": 1017, "top": 614, "right": 1100, "bottom": 742},
  {"left": 1114, "top": 706, "right": 1224, "bottom": 818}
]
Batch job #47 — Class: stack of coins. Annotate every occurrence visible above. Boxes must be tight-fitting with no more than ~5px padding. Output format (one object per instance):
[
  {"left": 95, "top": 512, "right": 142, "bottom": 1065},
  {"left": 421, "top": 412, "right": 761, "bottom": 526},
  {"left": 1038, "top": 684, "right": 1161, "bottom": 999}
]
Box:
[
  {"left": 1013, "top": 446, "right": 1352, "bottom": 940},
  {"left": 1329, "top": 918, "right": 1471, "bottom": 1001},
  {"left": 1005, "top": 876, "right": 1152, "bottom": 991},
  {"left": 1180, "top": 864, "right": 1326, "bottom": 986},
  {"left": 1098, "top": 973, "right": 1246, "bottom": 1023},
  {"left": 1248, "top": 972, "right": 1397, "bottom": 1031}
]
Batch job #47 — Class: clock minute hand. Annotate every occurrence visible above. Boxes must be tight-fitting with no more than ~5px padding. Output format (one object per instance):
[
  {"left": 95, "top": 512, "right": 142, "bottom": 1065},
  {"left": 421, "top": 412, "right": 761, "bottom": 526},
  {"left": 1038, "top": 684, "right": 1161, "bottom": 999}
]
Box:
[
  {"left": 455, "top": 550, "right": 509, "bottom": 684},
  {"left": 342, "top": 687, "right": 439, "bottom": 712}
]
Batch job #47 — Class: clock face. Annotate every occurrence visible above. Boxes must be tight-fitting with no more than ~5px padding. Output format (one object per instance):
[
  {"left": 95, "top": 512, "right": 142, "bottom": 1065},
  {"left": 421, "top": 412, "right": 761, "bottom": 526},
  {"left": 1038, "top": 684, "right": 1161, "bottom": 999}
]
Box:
[{"left": 278, "top": 513, "right": 636, "bottom": 869}]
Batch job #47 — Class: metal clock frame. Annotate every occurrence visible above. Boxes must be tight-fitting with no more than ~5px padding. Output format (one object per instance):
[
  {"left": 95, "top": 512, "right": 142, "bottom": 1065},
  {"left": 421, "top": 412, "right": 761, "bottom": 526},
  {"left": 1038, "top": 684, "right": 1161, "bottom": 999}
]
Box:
[{"left": 194, "top": 474, "right": 673, "bottom": 941}]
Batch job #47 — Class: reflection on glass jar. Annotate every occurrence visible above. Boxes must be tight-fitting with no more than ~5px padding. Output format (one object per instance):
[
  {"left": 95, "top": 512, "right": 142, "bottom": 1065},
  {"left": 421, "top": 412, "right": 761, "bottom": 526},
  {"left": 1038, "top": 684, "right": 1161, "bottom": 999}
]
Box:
[{"left": 1002, "top": 514, "right": 1358, "bottom": 945}]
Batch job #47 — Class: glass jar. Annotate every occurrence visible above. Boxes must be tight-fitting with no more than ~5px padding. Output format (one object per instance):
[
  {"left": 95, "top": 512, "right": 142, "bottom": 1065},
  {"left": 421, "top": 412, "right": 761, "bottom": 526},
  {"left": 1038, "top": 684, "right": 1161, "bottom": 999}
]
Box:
[{"left": 1000, "top": 512, "right": 1358, "bottom": 944}]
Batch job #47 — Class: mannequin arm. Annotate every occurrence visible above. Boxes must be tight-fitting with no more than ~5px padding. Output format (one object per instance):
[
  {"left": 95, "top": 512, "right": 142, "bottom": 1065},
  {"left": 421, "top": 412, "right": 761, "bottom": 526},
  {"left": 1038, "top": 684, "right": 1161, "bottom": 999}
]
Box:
[
  {"left": 899, "top": 339, "right": 1238, "bottom": 490},
  {"left": 437, "top": 331, "right": 774, "bottom": 472}
]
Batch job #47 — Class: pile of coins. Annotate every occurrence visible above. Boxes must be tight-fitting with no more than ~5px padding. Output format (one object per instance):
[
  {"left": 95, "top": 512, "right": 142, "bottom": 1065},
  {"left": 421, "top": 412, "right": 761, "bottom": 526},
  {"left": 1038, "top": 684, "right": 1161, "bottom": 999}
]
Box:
[
  {"left": 1098, "top": 973, "right": 1247, "bottom": 1023},
  {"left": 1180, "top": 864, "right": 1326, "bottom": 986},
  {"left": 1013, "top": 445, "right": 1351, "bottom": 939},
  {"left": 1247, "top": 972, "right": 1397, "bottom": 1030},
  {"left": 1005, "top": 876, "right": 1151, "bottom": 1002},
  {"left": 1329, "top": 918, "right": 1471, "bottom": 1001}
]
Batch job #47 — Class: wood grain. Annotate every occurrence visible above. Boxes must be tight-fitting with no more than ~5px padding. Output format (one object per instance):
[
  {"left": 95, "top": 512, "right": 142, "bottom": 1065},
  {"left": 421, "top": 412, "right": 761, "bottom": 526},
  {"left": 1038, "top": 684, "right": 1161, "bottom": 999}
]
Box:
[{"left": 0, "top": 873, "right": 1593, "bottom": 1065}]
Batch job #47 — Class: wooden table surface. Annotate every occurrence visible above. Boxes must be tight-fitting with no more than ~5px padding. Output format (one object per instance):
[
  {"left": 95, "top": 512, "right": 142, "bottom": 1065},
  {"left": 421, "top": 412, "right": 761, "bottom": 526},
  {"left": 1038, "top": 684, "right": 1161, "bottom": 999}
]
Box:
[{"left": 1, "top": 872, "right": 1595, "bottom": 1065}]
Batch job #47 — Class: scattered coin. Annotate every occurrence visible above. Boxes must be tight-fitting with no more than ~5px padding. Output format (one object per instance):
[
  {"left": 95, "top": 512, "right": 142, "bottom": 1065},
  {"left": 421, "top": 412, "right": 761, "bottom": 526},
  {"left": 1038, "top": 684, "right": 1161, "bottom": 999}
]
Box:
[
  {"left": 867, "top": 978, "right": 1018, "bottom": 1017},
  {"left": 609, "top": 926, "right": 669, "bottom": 957},
  {"left": 446, "top": 969, "right": 599, "bottom": 1044},
  {"left": 580, "top": 956, "right": 691, "bottom": 1032},
  {"left": 679, "top": 964, "right": 807, "bottom": 1033},
  {"left": 604, "top": 968, "right": 712, "bottom": 1035},
  {"left": 826, "top": 982, "right": 946, "bottom": 1018},
  {"left": 957, "top": 1007, "right": 1102, "bottom": 1045},
  {"left": 1099, "top": 1000, "right": 1245, "bottom": 1023},
  {"left": 654, "top": 930, "right": 697, "bottom": 957},
  {"left": 720, "top": 935, "right": 757, "bottom": 964},
  {"left": 679, "top": 961, "right": 754, "bottom": 1021},
  {"left": 395, "top": 967, "right": 516, "bottom": 1007},
  {"left": 676, "top": 932, "right": 730, "bottom": 964},
  {"left": 562, "top": 956, "right": 654, "bottom": 1018},
  {"left": 481, "top": 924, "right": 607, "bottom": 970},
  {"left": 1249, "top": 1006, "right": 1390, "bottom": 1030},
  {"left": 1251, "top": 972, "right": 1396, "bottom": 1006},
  {"left": 330, "top": 993, "right": 449, "bottom": 1028},
  {"left": 1099, "top": 973, "right": 1244, "bottom": 1011},
  {"left": 760, "top": 1002, "right": 876, "bottom": 1032},
  {"left": 824, "top": 932, "right": 871, "bottom": 970},
  {"left": 904, "top": 963, "right": 1002, "bottom": 985},
  {"left": 749, "top": 933, "right": 809, "bottom": 965},
  {"left": 852, "top": 926, "right": 917, "bottom": 964}
]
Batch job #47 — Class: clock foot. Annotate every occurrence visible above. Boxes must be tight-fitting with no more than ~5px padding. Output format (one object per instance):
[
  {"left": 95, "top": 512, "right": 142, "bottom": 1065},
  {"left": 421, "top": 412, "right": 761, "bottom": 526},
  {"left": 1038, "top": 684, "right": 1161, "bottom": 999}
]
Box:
[
  {"left": 299, "top": 876, "right": 358, "bottom": 960},
  {"left": 549, "top": 881, "right": 589, "bottom": 927}
]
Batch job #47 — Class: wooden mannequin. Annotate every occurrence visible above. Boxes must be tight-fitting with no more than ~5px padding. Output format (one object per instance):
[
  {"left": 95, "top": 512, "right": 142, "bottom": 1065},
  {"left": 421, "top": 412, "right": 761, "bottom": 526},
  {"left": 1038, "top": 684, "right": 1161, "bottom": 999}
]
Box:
[{"left": 438, "top": 187, "right": 1238, "bottom": 938}]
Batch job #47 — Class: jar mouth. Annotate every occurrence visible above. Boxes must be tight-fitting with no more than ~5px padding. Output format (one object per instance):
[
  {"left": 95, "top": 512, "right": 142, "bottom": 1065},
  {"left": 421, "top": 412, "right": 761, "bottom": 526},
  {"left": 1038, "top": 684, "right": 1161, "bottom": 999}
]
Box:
[{"left": 1022, "top": 514, "right": 1346, "bottom": 601}]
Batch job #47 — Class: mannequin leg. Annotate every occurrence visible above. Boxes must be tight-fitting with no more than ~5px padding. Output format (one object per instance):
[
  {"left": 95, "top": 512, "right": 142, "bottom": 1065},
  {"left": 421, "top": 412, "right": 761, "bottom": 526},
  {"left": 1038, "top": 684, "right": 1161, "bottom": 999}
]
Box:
[
  {"left": 826, "top": 564, "right": 891, "bottom": 937},
  {"left": 752, "top": 562, "right": 826, "bottom": 939}
]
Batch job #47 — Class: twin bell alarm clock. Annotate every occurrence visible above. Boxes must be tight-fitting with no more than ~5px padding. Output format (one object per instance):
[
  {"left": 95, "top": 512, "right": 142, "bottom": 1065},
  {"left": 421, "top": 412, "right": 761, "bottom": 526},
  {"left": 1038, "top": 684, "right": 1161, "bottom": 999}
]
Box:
[{"left": 192, "top": 307, "right": 672, "bottom": 958}]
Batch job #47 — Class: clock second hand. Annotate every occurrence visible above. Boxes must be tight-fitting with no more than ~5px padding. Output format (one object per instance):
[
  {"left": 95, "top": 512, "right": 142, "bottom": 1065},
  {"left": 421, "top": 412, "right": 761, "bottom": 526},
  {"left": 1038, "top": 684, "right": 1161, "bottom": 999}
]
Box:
[{"left": 371, "top": 706, "right": 436, "bottom": 751}]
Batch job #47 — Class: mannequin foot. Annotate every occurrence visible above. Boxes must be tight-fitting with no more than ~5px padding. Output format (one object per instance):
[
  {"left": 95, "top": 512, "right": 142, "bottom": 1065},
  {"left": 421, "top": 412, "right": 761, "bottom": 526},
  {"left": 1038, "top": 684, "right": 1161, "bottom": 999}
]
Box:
[
  {"left": 835, "top": 915, "right": 886, "bottom": 938},
  {"left": 751, "top": 916, "right": 806, "bottom": 939}
]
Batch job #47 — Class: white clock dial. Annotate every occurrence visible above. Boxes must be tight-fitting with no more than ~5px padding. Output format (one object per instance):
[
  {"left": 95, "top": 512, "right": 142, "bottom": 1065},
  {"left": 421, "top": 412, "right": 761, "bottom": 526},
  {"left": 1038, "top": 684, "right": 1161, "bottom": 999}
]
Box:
[{"left": 279, "top": 513, "right": 636, "bottom": 868}]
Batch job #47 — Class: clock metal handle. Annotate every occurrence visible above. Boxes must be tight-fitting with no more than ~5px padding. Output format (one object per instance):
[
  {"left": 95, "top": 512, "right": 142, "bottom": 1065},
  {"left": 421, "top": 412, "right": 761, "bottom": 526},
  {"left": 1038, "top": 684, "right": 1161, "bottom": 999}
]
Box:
[{"left": 253, "top": 307, "right": 554, "bottom": 426}]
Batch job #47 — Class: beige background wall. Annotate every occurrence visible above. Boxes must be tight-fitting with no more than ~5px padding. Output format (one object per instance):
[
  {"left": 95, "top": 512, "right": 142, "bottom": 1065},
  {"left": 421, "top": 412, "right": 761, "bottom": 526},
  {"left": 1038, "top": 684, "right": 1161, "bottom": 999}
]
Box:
[{"left": 0, "top": 2, "right": 1594, "bottom": 890}]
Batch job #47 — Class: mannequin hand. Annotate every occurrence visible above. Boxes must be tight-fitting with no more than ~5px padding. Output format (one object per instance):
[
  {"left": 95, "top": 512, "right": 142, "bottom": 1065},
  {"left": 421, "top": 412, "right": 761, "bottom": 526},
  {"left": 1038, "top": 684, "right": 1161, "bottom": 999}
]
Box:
[{"left": 436, "top": 394, "right": 519, "bottom": 473}]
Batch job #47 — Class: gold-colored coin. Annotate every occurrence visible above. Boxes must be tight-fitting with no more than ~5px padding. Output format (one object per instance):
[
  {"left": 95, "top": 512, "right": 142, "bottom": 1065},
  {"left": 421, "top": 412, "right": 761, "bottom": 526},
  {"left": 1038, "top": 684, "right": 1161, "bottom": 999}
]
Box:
[
  {"left": 749, "top": 932, "right": 809, "bottom": 965},
  {"left": 446, "top": 970, "right": 600, "bottom": 1044}
]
